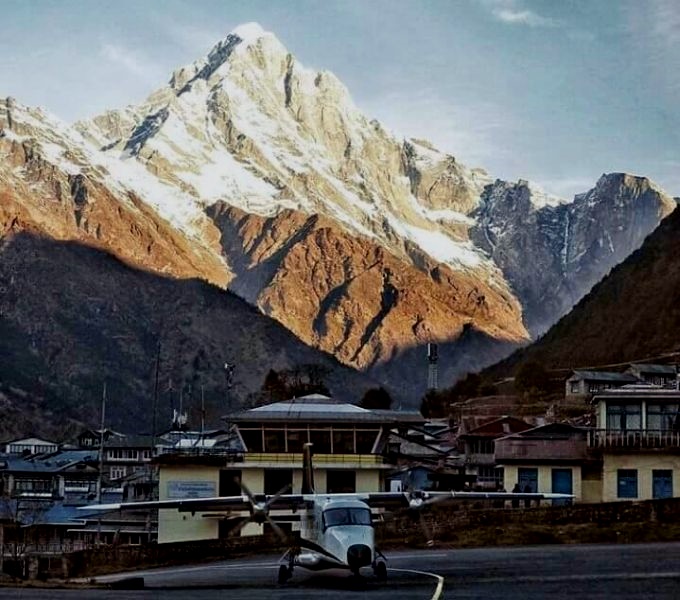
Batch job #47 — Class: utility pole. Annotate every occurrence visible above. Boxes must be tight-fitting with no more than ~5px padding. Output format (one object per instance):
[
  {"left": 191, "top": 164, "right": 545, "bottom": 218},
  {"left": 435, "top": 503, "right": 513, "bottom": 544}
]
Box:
[
  {"left": 97, "top": 383, "right": 107, "bottom": 503},
  {"left": 151, "top": 339, "right": 161, "bottom": 453},
  {"left": 200, "top": 384, "right": 206, "bottom": 438}
]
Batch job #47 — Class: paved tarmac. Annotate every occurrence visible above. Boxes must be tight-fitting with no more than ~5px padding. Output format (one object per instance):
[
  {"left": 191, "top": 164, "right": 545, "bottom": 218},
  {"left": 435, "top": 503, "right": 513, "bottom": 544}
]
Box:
[{"left": 3, "top": 542, "right": 680, "bottom": 599}]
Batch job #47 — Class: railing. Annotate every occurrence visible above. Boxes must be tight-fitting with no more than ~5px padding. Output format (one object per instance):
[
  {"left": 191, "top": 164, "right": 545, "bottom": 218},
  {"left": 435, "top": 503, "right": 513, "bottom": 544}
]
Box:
[
  {"left": 588, "top": 429, "right": 680, "bottom": 449},
  {"left": 245, "top": 453, "right": 384, "bottom": 465}
]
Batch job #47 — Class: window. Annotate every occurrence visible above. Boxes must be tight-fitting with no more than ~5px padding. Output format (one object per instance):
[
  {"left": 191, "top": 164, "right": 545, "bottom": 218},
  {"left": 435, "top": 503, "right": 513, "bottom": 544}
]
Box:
[
  {"left": 240, "top": 429, "right": 263, "bottom": 452},
  {"left": 478, "top": 466, "right": 504, "bottom": 485},
  {"left": 263, "top": 430, "right": 286, "bottom": 452},
  {"left": 323, "top": 507, "right": 372, "bottom": 528},
  {"left": 617, "top": 469, "right": 638, "bottom": 498},
  {"left": 109, "top": 467, "right": 127, "bottom": 480},
  {"left": 606, "top": 404, "right": 641, "bottom": 431},
  {"left": 309, "top": 429, "right": 332, "bottom": 454},
  {"left": 264, "top": 469, "right": 292, "bottom": 495},
  {"left": 219, "top": 470, "right": 242, "bottom": 496},
  {"left": 647, "top": 404, "right": 680, "bottom": 431},
  {"left": 327, "top": 470, "right": 356, "bottom": 493},
  {"left": 469, "top": 440, "right": 495, "bottom": 454},
  {"left": 332, "top": 430, "right": 354, "bottom": 454},
  {"left": 355, "top": 430, "right": 379, "bottom": 453},
  {"left": 569, "top": 381, "right": 580, "bottom": 394},
  {"left": 653, "top": 470, "right": 673, "bottom": 499},
  {"left": 286, "top": 429, "right": 307, "bottom": 453}
]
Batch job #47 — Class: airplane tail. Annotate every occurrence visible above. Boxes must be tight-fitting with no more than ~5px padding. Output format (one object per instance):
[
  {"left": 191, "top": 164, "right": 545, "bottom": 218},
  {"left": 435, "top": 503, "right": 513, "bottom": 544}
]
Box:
[{"left": 302, "top": 442, "right": 315, "bottom": 494}]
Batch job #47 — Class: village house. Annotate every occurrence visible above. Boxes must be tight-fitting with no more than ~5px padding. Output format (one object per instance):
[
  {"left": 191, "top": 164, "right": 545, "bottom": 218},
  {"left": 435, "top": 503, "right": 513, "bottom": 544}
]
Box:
[
  {"left": 3, "top": 437, "right": 58, "bottom": 456},
  {"left": 588, "top": 384, "right": 680, "bottom": 502},
  {"left": 457, "top": 416, "right": 532, "bottom": 489},
  {"left": 495, "top": 423, "right": 592, "bottom": 503},
  {"left": 565, "top": 370, "right": 638, "bottom": 397},
  {"left": 625, "top": 364, "right": 678, "bottom": 389}
]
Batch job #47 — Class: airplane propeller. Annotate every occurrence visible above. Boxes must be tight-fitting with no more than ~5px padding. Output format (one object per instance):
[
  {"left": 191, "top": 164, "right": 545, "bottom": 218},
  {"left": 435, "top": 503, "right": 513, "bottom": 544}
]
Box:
[
  {"left": 231, "top": 480, "right": 291, "bottom": 543},
  {"left": 400, "top": 490, "right": 450, "bottom": 546}
]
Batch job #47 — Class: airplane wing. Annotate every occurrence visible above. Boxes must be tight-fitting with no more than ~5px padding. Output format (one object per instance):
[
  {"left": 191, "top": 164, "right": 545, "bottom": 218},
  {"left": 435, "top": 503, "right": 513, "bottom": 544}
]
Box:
[{"left": 79, "top": 490, "right": 572, "bottom": 513}]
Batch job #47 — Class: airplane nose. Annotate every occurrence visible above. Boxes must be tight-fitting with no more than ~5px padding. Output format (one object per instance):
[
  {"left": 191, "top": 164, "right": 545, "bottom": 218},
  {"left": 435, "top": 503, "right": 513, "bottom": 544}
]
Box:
[{"left": 347, "top": 544, "right": 372, "bottom": 570}]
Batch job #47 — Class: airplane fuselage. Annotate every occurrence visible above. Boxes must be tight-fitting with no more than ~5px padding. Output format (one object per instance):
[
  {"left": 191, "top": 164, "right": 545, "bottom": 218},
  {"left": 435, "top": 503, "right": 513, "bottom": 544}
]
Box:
[{"left": 294, "top": 497, "right": 376, "bottom": 573}]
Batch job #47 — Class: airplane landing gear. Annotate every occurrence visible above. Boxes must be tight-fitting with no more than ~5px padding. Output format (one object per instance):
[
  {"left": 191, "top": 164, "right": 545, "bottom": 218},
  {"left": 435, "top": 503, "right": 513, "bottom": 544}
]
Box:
[{"left": 373, "top": 560, "right": 387, "bottom": 580}]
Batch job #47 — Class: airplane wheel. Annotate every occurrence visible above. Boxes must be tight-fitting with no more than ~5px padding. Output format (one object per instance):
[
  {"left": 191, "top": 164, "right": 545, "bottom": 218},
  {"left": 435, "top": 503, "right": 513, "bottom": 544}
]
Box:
[
  {"left": 278, "top": 565, "right": 290, "bottom": 584},
  {"left": 374, "top": 560, "right": 387, "bottom": 580}
]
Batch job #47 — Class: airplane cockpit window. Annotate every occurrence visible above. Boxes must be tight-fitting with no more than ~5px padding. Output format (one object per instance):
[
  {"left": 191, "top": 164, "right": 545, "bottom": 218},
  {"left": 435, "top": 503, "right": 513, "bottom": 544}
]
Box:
[{"left": 323, "top": 507, "right": 372, "bottom": 528}]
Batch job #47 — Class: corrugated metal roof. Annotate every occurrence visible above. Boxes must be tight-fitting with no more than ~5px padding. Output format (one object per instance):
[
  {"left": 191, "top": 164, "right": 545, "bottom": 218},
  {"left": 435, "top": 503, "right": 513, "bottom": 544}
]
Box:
[
  {"left": 225, "top": 395, "right": 423, "bottom": 424},
  {"left": 571, "top": 370, "right": 638, "bottom": 382},
  {"left": 629, "top": 363, "right": 677, "bottom": 375}
]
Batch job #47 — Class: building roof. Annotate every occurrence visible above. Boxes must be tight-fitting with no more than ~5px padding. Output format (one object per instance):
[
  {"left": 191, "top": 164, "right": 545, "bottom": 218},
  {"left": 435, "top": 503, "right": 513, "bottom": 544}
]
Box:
[
  {"left": 498, "top": 422, "right": 587, "bottom": 440},
  {"left": 0, "top": 450, "right": 98, "bottom": 473},
  {"left": 459, "top": 416, "right": 532, "bottom": 438},
  {"left": 224, "top": 394, "right": 424, "bottom": 425},
  {"left": 628, "top": 363, "right": 677, "bottom": 375},
  {"left": 570, "top": 370, "right": 638, "bottom": 383},
  {"left": 3, "top": 437, "right": 58, "bottom": 447},
  {"left": 594, "top": 385, "right": 680, "bottom": 399}
]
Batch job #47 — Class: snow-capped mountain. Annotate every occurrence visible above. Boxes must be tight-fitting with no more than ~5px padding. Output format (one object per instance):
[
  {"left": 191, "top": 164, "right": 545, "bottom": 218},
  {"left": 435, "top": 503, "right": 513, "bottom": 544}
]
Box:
[{"left": 1, "top": 23, "right": 675, "bottom": 402}]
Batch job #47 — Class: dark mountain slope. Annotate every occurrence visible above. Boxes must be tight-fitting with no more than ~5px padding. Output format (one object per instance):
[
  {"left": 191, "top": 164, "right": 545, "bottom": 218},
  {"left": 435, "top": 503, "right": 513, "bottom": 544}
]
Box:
[
  {"left": 483, "top": 204, "right": 680, "bottom": 377},
  {"left": 0, "top": 233, "right": 378, "bottom": 436}
]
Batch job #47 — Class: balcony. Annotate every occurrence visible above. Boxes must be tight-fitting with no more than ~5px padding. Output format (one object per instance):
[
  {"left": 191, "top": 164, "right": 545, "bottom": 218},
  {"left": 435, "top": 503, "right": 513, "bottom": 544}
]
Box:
[
  {"left": 588, "top": 429, "right": 680, "bottom": 449},
  {"left": 244, "top": 453, "right": 385, "bottom": 466}
]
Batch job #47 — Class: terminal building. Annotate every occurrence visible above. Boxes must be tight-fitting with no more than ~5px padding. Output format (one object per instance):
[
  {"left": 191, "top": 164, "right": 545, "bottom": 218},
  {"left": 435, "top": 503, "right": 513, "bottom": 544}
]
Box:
[{"left": 156, "top": 394, "right": 423, "bottom": 543}]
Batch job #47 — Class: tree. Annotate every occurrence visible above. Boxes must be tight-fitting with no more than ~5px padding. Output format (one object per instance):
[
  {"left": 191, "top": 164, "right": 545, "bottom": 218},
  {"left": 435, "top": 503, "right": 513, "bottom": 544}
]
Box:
[
  {"left": 514, "top": 361, "right": 550, "bottom": 395},
  {"left": 420, "top": 390, "right": 449, "bottom": 419},
  {"left": 359, "top": 387, "right": 393, "bottom": 410},
  {"left": 262, "top": 369, "right": 288, "bottom": 402}
]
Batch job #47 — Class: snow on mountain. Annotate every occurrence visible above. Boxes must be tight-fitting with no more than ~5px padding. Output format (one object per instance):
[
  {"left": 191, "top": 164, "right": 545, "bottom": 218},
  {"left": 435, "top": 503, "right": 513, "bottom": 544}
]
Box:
[
  {"left": 76, "top": 23, "right": 500, "bottom": 276},
  {"left": 2, "top": 22, "right": 675, "bottom": 391}
]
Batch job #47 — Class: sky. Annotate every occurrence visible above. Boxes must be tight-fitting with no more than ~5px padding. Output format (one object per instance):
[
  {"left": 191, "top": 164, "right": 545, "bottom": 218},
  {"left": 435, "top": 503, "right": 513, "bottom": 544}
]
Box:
[{"left": 1, "top": 0, "right": 678, "bottom": 198}]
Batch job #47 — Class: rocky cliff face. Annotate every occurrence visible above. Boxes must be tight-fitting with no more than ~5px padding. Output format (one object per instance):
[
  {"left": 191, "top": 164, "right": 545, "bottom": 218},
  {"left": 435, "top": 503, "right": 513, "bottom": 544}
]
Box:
[
  {"left": 484, "top": 204, "right": 680, "bottom": 376},
  {"left": 0, "top": 23, "right": 676, "bottom": 412},
  {"left": 471, "top": 174, "right": 676, "bottom": 334}
]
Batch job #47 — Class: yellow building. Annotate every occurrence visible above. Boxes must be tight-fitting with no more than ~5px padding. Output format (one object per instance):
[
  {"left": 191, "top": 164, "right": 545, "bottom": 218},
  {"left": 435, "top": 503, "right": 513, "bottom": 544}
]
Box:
[
  {"left": 156, "top": 394, "right": 423, "bottom": 543},
  {"left": 495, "top": 423, "right": 589, "bottom": 503},
  {"left": 590, "top": 385, "right": 680, "bottom": 502},
  {"left": 494, "top": 385, "right": 680, "bottom": 506}
]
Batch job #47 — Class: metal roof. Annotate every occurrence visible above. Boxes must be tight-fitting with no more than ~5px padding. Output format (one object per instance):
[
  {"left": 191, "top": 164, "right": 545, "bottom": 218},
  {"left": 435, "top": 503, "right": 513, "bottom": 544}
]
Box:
[
  {"left": 629, "top": 363, "right": 677, "bottom": 375},
  {"left": 224, "top": 395, "right": 423, "bottom": 424},
  {"left": 570, "top": 370, "right": 638, "bottom": 382}
]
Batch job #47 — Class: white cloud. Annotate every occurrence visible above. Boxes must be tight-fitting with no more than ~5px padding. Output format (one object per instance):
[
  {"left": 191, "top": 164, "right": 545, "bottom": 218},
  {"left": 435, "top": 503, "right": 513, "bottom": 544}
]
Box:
[
  {"left": 100, "top": 43, "right": 162, "bottom": 80},
  {"left": 479, "top": 1, "right": 558, "bottom": 28},
  {"left": 493, "top": 8, "right": 557, "bottom": 27}
]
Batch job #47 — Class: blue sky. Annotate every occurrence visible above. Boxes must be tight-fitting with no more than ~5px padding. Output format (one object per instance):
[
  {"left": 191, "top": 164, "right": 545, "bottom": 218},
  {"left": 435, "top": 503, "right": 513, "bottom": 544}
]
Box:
[{"left": 1, "top": 0, "right": 678, "bottom": 198}]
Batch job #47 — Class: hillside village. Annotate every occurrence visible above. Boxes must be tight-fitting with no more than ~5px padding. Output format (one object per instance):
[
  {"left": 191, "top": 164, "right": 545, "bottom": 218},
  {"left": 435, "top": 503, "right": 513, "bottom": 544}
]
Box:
[{"left": 3, "top": 358, "right": 680, "bottom": 578}]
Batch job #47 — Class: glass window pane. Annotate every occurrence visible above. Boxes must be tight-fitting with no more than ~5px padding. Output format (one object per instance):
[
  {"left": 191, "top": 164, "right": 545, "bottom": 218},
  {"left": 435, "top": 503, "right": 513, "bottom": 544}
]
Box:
[
  {"left": 617, "top": 469, "right": 638, "bottom": 498},
  {"left": 286, "top": 429, "right": 307, "bottom": 453},
  {"left": 240, "top": 429, "right": 263, "bottom": 452},
  {"left": 356, "top": 430, "right": 379, "bottom": 453},
  {"left": 310, "top": 430, "right": 331, "bottom": 453},
  {"left": 264, "top": 430, "right": 286, "bottom": 452},
  {"left": 333, "top": 430, "right": 354, "bottom": 453}
]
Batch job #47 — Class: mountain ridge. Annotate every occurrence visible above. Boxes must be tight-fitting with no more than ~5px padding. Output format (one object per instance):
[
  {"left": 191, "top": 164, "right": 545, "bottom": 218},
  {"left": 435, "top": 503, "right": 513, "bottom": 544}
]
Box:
[{"left": 0, "top": 22, "right": 676, "bottom": 406}]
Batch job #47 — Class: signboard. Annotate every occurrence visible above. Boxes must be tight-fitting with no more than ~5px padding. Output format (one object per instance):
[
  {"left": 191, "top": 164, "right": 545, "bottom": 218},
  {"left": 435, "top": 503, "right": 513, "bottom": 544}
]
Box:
[{"left": 167, "top": 480, "right": 216, "bottom": 499}]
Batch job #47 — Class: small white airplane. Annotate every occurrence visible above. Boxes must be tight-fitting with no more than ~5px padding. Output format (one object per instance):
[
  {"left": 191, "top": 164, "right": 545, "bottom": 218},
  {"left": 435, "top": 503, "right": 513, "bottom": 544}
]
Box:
[{"left": 82, "top": 443, "right": 572, "bottom": 583}]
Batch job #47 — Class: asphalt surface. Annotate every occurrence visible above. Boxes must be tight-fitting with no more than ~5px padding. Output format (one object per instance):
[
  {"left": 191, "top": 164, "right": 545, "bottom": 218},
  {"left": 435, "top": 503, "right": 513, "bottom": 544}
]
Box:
[{"left": 3, "top": 542, "right": 680, "bottom": 599}]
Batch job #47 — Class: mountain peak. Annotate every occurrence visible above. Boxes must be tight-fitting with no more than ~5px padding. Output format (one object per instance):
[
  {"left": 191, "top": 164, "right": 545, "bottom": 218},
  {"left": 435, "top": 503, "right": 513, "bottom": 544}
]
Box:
[{"left": 229, "top": 22, "right": 269, "bottom": 44}]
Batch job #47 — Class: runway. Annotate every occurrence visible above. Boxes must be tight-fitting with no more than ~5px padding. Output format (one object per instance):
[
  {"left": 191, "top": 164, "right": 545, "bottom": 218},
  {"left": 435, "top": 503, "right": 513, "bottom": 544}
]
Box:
[{"left": 4, "top": 542, "right": 680, "bottom": 599}]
